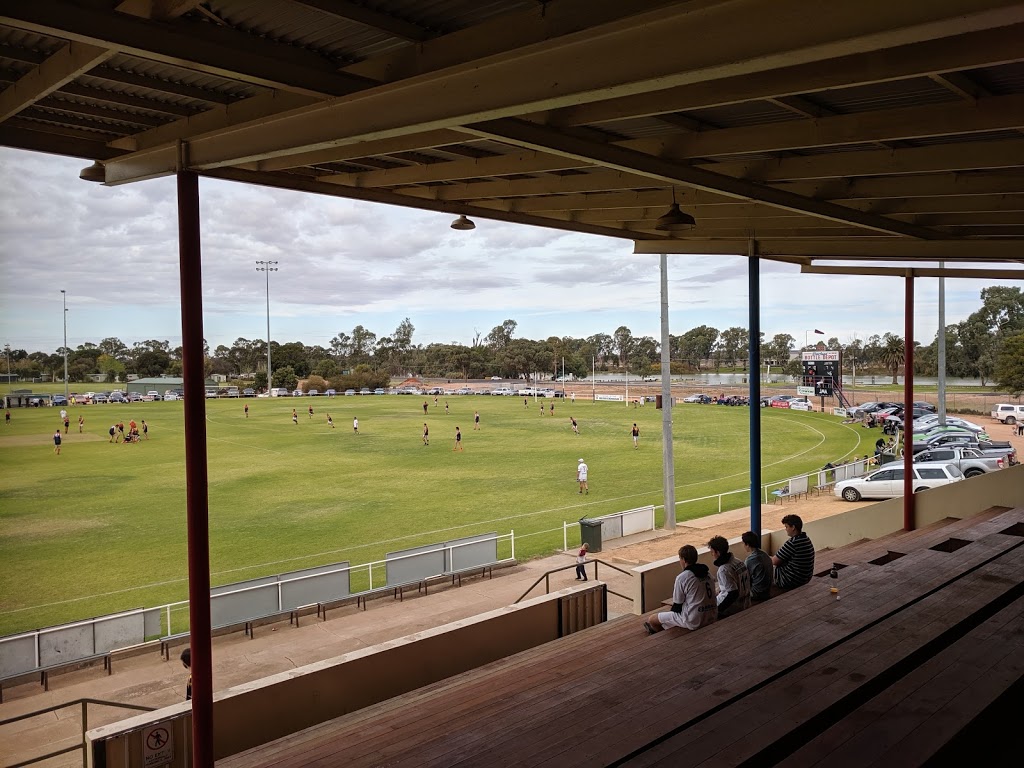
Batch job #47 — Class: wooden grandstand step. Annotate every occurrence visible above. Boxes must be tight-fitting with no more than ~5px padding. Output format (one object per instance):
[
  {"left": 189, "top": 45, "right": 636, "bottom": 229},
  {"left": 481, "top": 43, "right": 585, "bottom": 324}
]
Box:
[{"left": 219, "top": 509, "right": 1024, "bottom": 768}]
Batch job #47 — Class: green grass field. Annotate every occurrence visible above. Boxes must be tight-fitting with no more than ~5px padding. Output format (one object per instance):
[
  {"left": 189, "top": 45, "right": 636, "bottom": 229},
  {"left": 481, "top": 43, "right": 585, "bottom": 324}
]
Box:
[{"left": 0, "top": 394, "right": 865, "bottom": 635}]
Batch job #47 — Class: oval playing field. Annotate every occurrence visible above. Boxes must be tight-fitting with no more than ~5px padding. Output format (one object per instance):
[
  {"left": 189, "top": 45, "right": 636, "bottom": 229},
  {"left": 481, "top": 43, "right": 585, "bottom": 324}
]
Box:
[{"left": 0, "top": 396, "right": 864, "bottom": 634}]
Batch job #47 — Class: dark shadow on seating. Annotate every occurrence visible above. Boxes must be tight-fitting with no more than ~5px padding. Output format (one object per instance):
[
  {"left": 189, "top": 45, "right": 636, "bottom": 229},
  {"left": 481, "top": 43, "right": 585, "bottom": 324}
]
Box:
[
  {"left": 929, "top": 538, "right": 973, "bottom": 553},
  {"left": 868, "top": 551, "right": 906, "bottom": 566}
]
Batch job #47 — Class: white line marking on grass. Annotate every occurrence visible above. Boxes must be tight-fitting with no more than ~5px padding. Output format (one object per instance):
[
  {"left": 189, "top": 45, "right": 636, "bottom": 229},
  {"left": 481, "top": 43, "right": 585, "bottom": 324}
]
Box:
[{"left": 5, "top": 412, "right": 855, "bottom": 616}]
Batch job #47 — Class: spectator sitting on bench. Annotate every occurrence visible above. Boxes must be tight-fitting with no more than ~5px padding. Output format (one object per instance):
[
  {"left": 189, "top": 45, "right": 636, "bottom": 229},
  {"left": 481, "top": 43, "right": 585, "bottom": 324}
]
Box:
[
  {"left": 644, "top": 545, "right": 717, "bottom": 635},
  {"left": 708, "top": 535, "right": 751, "bottom": 618},
  {"left": 772, "top": 514, "right": 815, "bottom": 591},
  {"left": 741, "top": 531, "right": 773, "bottom": 603}
]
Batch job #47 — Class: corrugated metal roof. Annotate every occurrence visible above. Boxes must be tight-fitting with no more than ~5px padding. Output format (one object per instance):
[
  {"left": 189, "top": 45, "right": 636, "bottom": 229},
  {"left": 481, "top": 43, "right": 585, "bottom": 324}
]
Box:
[
  {"left": 810, "top": 77, "right": 960, "bottom": 114},
  {"left": 0, "top": 26, "right": 66, "bottom": 55},
  {"left": 966, "top": 61, "right": 1024, "bottom": 96},
  {"left": 681, "top": 101, "right": 801, "bottom": 128},
  {"left": 588, "top": 116, "right": 681, "bottom": 140}
]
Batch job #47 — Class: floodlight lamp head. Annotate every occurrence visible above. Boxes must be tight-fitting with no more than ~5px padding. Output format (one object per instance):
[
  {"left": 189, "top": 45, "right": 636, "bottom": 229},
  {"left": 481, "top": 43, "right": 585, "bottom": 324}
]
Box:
[
  {"left": 654, "top": 203, "right": 697, "bottom": 232},
  {"left": 450, "top": 214, "right": 476, "bottom": 231},
  {"left": 79, "top": 161, "right": 105, "bottom": 183}
]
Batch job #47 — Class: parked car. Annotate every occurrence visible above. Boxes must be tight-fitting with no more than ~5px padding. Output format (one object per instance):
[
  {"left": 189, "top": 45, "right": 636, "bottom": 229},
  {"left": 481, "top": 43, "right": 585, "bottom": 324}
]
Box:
[
  {"left": 242, "top": 388, "right": 256, "bottom": 397},
  {"left": 127, "top": 392, "right": 143, "bottom": 402},
  {"left": 307, "top": 389, "right": 319, "bottom": 397},
  {"left": 913, "top": 447, "right": 1006, "bottom": 478},
  {"left": 788, "top": 398, "right": 813, "bottom": 412},
  {"left": 292, "top": 389, "right": 303, "bottom": 397},
  {"left": 518, "top": 387, "right": 536, "bottom": 396},
  {"left": 683, "top": 393, "right": 710, "bottom": 403},
  {"left": 147, "top": 390, "right": 161, "bottom": 400},
  {"left": 991, "top": 403, "right": 1024, "bottom": 425},
  {"left": 834, "top": 462, "right": 964, "bottom": 502},
  {"left": 92, "top": 393, "right": 109, "bottom": 404},
  {"left": 359, "top": 387, "right": 371, "bottom": 395},
  {"left": 226, "top": 387, "right": 240, "bottom": 397},
  {"left": 163, "top": 392, "right": 178, "bottom": 401},
  {"left": 205, "top": 390, "right": 219, "bottom": 399},
  {"left": 344, "top": 389, "right": 356, "bottom": 396},
  {"left": 769, "top": 395, "right": 796, "bottom": 408},
  {"left": 108, "top": 392, "right": 126, "bottom": 403},
  {"left": 52, "top": 395, "right": 68, "bottom": 406},
  {"left": 426, "top": 387, "right": 444, "bottom": 396},
  {"left": 490, "top": 376, "right": 503, "bottom": 381},
  {"left": 269, "top": 387, "right": 290, "bottom": 397},
  {"left": 911, "top": 433, "right": 1013, "bottom": 456},
  {"left": 374, "top": 388, "right": 386, "bottom": 395},
  {"left": 492, "top": 387, "right": 514, "bottom": 396}
]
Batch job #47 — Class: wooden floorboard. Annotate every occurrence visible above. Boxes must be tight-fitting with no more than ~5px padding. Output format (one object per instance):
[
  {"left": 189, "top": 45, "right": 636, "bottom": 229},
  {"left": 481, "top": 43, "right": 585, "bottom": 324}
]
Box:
[
  {"left": 217, "top": 509, "right": 1024, "bottom": 768},
  {"left": 632, "top": 544, "right": 1024, "bottom": 767}
]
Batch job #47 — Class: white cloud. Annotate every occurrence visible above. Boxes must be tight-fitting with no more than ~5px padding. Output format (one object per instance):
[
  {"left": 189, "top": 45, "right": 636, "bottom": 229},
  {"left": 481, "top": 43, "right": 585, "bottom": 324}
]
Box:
[{"left": 1, "top": 148, "right": 1019, "bottom": 354}]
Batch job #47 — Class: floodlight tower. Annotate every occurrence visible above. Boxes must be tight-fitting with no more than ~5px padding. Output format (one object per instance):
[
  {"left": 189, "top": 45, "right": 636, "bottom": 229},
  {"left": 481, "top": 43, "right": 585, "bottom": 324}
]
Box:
[
  {"left": 60, "top": 289, "right": 68, "bottom": 398},
  {"left": 255, "top": 261, "right": 278, "bottom": 389}
]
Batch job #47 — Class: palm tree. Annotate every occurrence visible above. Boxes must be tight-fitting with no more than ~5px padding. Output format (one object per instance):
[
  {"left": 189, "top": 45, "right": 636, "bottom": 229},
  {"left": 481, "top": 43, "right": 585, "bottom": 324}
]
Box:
[{"left": 879, "top": 335, "right": 905, "bottom": 384}]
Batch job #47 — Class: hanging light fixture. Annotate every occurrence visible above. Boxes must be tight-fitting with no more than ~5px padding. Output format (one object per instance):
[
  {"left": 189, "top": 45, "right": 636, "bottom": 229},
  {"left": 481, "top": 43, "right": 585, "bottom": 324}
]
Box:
[
  {"left": 654, "top": 187, "right": 696, "bottom": 232},
  {"left": 450, "top": 214, "right": 476, "bottom": 231},
  {"left": 79, "top": 161, "right": 105, "bottom": 183}
]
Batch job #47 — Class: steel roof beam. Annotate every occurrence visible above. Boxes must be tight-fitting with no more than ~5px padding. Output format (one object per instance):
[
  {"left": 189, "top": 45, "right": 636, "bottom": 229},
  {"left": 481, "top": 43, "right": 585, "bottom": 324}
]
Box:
[
  {"left": 633, "top": 238, "right": 1024, "bottom": 259},
  {"left": 0, "top": 0, "right": 373, "bottom": 98},
  {"left": 291, "top": 0, "right": 433, "bottom": 43},
  {"left": 462, "top": 118, "right": 942, "bottom": 238},
  {"left": 0, "top": 41, "right": 114, "bottom": 122}
]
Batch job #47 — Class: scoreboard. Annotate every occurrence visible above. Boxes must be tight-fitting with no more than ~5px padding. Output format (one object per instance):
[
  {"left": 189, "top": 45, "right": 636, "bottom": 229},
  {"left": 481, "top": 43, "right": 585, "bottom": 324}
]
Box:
[{"left": 801, "top": 350, "right": 842, "bottom": 397}]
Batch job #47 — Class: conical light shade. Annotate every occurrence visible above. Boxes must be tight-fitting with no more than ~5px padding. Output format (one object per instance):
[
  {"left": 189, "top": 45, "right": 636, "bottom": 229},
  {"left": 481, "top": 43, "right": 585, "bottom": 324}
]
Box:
[
  {"left": 654, "top": 203, "right": 696, "bottom": 231},
  {"left": 450, "top": 214, "right": 476, "bottom": 231},
  {"left": 79, "top": 161, "right": 105, "bottom": 183}
]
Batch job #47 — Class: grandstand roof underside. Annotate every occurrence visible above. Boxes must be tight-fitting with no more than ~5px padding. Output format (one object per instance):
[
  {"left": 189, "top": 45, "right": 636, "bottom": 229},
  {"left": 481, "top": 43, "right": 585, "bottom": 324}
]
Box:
[{"left": 2, "top": 0, "right": 1024, "bottom": 273}]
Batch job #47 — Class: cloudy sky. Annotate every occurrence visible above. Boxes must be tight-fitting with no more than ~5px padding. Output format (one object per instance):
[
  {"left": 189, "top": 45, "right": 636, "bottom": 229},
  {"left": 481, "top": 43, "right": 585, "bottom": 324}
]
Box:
[{"left": 0, "top": 147, "right": 1018, "bottom": 356}]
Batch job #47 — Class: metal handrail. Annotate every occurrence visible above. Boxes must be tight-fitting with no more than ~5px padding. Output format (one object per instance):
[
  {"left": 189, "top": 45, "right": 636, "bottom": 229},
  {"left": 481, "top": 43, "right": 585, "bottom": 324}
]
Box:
[
  {"left": 514, "top": 558, "right": 633, "bottom": 604},
  {"left": 0, "top": 697, "right": 155, "bottom": 768}
]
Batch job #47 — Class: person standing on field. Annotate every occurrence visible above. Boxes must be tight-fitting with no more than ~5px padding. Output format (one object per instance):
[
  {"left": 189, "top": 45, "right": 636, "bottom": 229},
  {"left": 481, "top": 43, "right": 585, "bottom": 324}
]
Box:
[
  {"left": 141, "top": 420, "right": 148, "bottom": 439},
  {"left": 109, "top": 424, "right": 116, "bottom": 443},
  {"left": 292, "top": 409, "right": 298, "bottom": 425},
  {"left": 570, "top": 416, "right": 579, "bottom": 435},
  {"left": 423, "top": 400, "right": 429, "bottom": 415},
  {"left": 327, "top": 414, "right": 334, "bottom": 428},
  {"left": 474, "top": 411, "right": 480, "bottom": 430},
  {"left": 577, "top": 458, "right": 589, "bottom": 494},
  {"left": 244, "top": 403, "right": 249, "bottom": 418},
  {"left": 353, "top": 416, "right": 359, "bottom": 434},
  {"left": 53, "top": 429, "right": 62, "bottom": 455},
  {"left": 5, "top": 410, "right": 10, "bottom": 425},
  {"left": 308, "top": 403, "right": 314, "bottom": 419},
  {"left": 570, "top": 392, "right": 575, "bottom": 404},
  {"left": 78, "top": 415, "right": 84, "bottom": 433},
  {"left": 631, "top": 423, "right": 640, "bottom": 449},
  {"left": 454, "top": 426, "right": 463, "bottom": 451},
  {"left": 422, "top": 423, "right": 429, "bottom": 445},
  {"left": 63, "top": 415, "right": 70, "bottom": 434}
]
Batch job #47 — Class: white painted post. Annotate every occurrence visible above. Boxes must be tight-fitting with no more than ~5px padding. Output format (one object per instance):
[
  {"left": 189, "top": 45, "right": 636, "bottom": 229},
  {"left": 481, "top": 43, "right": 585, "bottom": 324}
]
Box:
[
  {"left": 510, "top": 529, "right": 515, "bottom": 560},
  {"left": 718, "top": 494, "right": 722, "bottom": 515},
  {"left": 563, "top": 521, "right": 568, "bottom": 552},
  {"left": 368, "top": 562, "right": 373, "bottom": 591}
]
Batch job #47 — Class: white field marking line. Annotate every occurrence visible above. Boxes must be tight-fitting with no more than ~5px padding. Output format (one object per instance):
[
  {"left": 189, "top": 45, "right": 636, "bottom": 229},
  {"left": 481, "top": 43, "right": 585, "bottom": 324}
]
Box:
[{"left": 4, "top": 414, "right": 853, "bottom": 615}]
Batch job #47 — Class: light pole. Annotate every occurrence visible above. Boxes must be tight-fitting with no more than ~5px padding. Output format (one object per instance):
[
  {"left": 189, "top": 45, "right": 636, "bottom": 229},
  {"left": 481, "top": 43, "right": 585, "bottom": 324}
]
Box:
[
  {"left": 4, "top": 343, "right": 10, "bottom": 393},
  {"left": 60, "top": 289, "right": 68, "bottom": 398},
  {"left": 255, "top": 261, "right": 278, "bottom": 390},
  {"left": 804, "top": 329, "right": 824, "bottom": 348}
]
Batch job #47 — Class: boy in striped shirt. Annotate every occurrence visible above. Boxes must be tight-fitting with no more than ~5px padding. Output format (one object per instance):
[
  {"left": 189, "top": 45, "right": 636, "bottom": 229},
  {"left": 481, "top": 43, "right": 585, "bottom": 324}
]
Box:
[{"left": 772, "top": 514, "right": 815, "bottom": 590}]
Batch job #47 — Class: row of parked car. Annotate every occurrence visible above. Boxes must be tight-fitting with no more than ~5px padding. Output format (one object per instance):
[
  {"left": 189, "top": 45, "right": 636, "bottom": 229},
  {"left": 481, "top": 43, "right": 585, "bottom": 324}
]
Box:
[{"left": 829, "top": 400, "right": 1018, "bottom": 502}]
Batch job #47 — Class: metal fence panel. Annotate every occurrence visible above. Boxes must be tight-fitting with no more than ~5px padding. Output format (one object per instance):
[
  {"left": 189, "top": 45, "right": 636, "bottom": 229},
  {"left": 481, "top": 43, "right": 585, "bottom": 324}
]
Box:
[
  {"left": 621, "top": 506, "right": 654, "bottom": 537},
  {"left": 210, "top": 575, "right": 278, "bottom": 596},
  {"left": 93, "top": 612, "right": 145, "bottom": 653},
  {"left": 143, "top": 608, "right": 162, "bottom": 638},
  {"left": 0, "top": 633, "right": 37, "bottom": 677},
  {"left": 386, "top": 544, "right": 446, "bottom": 587},
  {"left": 600, "top": 515, "right": 623, "bottom": 540},
  {"left": 445, "top": 533, "right": 497, "bottom": 573},
  {"left": 279, "top": 562, "right": 350, "bottom": 610},
  {"left": 210, "top": 584, "right": 279, "bottom": 628},
  {"left": 39, "top": 623, "right": 93, "bottom": 667}
]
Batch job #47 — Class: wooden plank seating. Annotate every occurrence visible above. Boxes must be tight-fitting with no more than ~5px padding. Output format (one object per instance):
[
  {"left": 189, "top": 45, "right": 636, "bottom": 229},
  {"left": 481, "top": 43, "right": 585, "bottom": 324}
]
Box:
[
  {"left": 622, "top": 545, "right": 1024, "bottom": 766},
  {"left": 218, "top": 508, "right": 1024, "bottom": 768}
]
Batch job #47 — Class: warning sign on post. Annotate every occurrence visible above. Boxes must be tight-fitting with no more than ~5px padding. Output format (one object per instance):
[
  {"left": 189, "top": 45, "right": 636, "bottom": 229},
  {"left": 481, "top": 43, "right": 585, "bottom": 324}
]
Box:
[{"left": 143, "top": 724, "right": 174, "bottom": 767}]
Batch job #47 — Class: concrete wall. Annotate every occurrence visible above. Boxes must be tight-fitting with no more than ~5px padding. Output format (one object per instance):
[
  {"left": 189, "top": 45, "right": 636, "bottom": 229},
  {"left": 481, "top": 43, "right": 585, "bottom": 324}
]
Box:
[
  {"left": 87, "top": 583, "right": 605, "bottom": 766},
  {"left": 634, "top": 464, "right": 1024, "bottom": 615}
]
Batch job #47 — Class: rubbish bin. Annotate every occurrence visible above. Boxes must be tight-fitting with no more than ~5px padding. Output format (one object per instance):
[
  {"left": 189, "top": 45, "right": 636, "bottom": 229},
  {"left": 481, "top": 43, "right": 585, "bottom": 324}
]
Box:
[{"left": 579, "top": 518, "right": 603, "bottom": 553}]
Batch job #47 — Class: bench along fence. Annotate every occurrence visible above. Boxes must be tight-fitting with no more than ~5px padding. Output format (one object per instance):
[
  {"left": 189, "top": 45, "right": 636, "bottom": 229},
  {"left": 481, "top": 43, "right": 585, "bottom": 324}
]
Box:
[
  {"left": 1, "top": 532, "right": 514, "bottom": 697},
  {"left": 562, "top": 505, "right": 656, "bottom": 551}
]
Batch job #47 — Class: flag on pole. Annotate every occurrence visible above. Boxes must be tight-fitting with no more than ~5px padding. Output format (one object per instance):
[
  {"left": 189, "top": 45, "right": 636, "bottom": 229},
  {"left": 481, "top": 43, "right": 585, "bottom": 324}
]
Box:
[{"left": 814, "top": 329, "right": 824, "bottom": 334}]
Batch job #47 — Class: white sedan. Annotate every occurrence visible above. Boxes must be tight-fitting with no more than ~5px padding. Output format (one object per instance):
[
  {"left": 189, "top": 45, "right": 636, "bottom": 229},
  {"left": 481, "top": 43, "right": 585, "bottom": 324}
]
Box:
[
  {"left": 788, "top": 398, "right": 814, "bottom": 411},
  {"left": 834, "top": 462, "right": 964, "bottom": 502}
]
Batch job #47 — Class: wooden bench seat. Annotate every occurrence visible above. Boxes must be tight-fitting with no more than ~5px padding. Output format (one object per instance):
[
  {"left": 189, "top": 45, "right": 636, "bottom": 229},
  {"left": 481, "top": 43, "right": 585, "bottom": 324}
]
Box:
[{"left": 218, "top": 509, "right": 1024, "bottom": 768}]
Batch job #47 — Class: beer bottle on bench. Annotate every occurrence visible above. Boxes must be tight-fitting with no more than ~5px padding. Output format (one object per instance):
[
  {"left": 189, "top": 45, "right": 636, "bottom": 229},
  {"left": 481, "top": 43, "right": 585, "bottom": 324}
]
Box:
[{"left": 829, "top": 564, "right": 840, "bottom": 600}]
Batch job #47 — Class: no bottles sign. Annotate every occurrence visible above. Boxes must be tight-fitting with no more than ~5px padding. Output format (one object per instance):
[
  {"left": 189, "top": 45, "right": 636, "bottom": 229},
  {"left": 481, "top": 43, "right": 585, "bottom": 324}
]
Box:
[{"left": 143, "top": 723, "right": 174, "bottom": 767}]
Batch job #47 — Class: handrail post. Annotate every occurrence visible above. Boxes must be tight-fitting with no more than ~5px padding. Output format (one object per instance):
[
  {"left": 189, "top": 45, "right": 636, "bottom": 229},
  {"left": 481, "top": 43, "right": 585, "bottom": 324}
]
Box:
[
  {"left": 545, "top": 573, "right": 549, "bottom": 594},
  {"left": 563, "top": 521, "right": 567, "bottom": 552},
  {"left": 81, "top": 700, "right": 88, "bottom": 768},
  {"left": 594, "top": 560, "right": 599, "bottom": 581}
]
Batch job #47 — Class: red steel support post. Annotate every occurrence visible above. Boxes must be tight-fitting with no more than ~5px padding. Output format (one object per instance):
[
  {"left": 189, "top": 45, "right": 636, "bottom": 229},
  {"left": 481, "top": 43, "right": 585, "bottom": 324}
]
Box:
[
  {"left": 177, "top": 171, "right": 214, "bottom": 767},
  {"left": 903, "top": 271, "right": 915, "bottom": 531}
]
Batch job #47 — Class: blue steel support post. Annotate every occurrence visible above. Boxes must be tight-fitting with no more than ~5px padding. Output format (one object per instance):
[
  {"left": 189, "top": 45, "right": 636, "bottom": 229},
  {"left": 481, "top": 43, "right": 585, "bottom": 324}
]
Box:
[{"left": 748, "top": 240, "right": 762, "bottom": 537}]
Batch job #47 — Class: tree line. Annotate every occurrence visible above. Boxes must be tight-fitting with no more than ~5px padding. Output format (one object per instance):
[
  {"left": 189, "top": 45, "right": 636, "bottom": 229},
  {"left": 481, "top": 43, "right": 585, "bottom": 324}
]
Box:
[{"left": 5, "top": 287, "right": 1022, "bottom": 394}]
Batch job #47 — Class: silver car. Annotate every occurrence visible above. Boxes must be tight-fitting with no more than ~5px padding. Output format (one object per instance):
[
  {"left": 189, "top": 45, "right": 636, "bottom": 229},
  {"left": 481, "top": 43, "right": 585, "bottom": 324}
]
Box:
[{"left": 834, "top": 462, "right": 964, "bottom": 502}]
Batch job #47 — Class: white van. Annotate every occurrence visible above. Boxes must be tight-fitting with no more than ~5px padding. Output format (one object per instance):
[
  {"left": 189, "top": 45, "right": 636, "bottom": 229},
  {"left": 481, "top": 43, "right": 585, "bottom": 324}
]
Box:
[
  {"left": 991, "top": 404, "right": 1024, "bottom": 425},
  {"left": 269, "top": 387, "right": 291, "bottom": 397}
]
